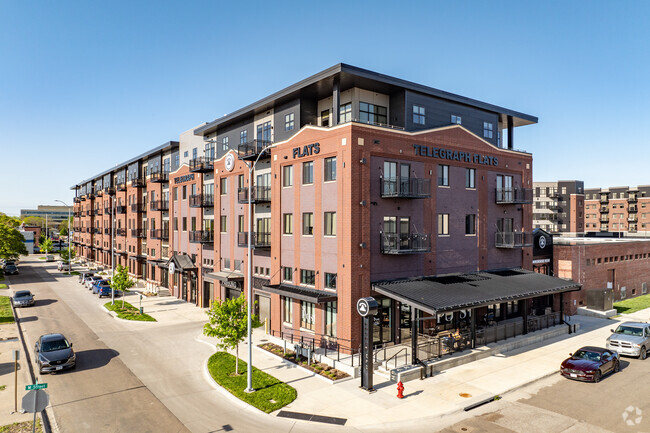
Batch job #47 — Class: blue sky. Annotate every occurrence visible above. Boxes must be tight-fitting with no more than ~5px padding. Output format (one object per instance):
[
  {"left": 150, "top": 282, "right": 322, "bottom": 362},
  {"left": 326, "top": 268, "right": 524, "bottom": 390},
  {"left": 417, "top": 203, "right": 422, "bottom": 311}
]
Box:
[{"left": 1, "top": 1, "right": 649, "bottom": 216}]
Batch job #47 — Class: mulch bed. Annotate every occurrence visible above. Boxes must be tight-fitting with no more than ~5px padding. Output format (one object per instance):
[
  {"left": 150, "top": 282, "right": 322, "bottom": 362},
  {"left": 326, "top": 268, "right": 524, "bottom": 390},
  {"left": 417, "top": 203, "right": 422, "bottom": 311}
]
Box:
[{"left": 258, "top": 342, "right": 350, "bottom": 381}]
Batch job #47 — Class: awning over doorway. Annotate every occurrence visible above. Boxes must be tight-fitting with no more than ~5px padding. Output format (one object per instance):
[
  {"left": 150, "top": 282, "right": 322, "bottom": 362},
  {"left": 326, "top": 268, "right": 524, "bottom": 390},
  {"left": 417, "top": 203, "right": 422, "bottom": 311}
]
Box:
[
  {"left": 204, "top": 271, "right": 244, "bottom": 283},
  {"left": 372, "top": 268, "right": 581, "bottom": 315},
  {"left": 261, "top": 283, "right": 337, "bottom": 303},
  {"left": 166, "top": 254, "right": 197, "bottom": 272}
]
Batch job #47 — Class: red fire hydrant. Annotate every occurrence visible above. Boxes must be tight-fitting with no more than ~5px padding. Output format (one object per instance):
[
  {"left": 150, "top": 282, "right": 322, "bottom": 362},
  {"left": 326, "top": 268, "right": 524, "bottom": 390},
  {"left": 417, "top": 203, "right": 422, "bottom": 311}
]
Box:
[{"left": 397, "top": 381, "right": 404, "bottom": 399}]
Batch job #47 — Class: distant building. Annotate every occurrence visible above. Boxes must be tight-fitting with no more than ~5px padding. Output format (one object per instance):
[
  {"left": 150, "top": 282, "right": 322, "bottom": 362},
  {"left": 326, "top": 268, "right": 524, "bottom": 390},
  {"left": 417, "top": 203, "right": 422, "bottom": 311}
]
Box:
[
  {"left": 533, "top": 181, "right": 585, "bottom": 235},
  {"left": 584, "top": 186, "right": 650, "bottom": 237},
  {"left": 20, "top": 205, "right": 70, "bottom": 226},
  {"left": 19, "top": 229, "right": 35, "bottom": 254}
]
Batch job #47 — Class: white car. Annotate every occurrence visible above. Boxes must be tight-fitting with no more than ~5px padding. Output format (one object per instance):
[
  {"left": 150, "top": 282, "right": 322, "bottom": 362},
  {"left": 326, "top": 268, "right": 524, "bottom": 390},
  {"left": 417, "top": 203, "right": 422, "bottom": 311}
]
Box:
[{"left": 45, "top": 255, "right": 55, "bottom": 262}]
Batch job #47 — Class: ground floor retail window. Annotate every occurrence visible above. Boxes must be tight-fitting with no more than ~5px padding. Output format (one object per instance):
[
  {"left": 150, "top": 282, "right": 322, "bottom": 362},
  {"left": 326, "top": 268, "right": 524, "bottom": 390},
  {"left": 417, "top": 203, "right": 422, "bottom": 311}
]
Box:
[
  {"left": 283, "top": 297, "right": 293, "bottom": 324},
  {"left": 325, "top": 301, "right": 336, "bottom": 337},
  {"left": 301, "top": 301, "right": 315, "bottom": 331}
]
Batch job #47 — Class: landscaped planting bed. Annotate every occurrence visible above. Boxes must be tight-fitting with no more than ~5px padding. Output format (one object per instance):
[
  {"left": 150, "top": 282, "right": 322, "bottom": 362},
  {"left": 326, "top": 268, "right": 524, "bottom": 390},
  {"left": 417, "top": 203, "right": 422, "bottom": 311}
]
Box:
[{"left": 258, "top": 342, "right": 350, "bottom": 381}]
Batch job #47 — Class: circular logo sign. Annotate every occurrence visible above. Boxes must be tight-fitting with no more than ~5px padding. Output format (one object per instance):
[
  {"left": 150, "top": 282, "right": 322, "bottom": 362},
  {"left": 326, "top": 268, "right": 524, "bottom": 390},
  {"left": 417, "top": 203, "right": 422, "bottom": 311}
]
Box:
[
  {"left": 357, "top": 297, "right": 379, "bottom": 317},
  {"left": 538, "top": 236, "right": 547, "bottom": 249},
  {"left": 225, "top": 153, "right": 235, "bottom": 172},
  {"left": 169, "top": 261, "right": 175, "bottom": 274}
]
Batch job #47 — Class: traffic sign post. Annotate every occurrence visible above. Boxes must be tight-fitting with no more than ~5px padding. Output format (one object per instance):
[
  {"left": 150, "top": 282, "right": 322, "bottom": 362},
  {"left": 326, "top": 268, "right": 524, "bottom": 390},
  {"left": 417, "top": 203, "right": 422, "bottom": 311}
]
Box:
[
  {"left": 26, "top": 383, "right": 48, "bottom": 391},
  {"left": 23, "top": 380, "right": 49, "bottom": 433},
  {"left": 13, "top": 350, "right": 19, "bottom": 413}
]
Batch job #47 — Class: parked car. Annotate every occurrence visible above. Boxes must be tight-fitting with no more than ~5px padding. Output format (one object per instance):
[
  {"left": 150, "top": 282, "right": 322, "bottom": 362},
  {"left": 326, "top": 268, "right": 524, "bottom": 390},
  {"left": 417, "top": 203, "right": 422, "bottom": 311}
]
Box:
[
  {"left": 85, "top": 276, "right": 103, "bottom": 290},
  {"left": 45, "top": 255, "right": 55, "bottom": 262},
  {"left": 34, "top": 333, "right": 76, "bottom": 374},
  {"left": 57, "top": 261, "right": 71, "bottom": 272},
  {"left": 11, "top": 290, "right": 35, "bottom": 307},
  {"left": 560, "top": 346, "right": 619, "bottom": 382},
  {"left": 4, "top": 264, "right": 19, "bottom": 275},
  {"left": 98, "top": 285, "right": 122, "bottom": 298},
  {"left": 79, "top": 271, "right": 95, "bottom": 283},
  {"left": 606, "top": 322, "right": 650, "bottom": 359},
  {"left": 92, "top": 279, "right": 110, "bottom": 295},
  {"left": 1, "top": 260, "right": 15, "bottom": 270}
]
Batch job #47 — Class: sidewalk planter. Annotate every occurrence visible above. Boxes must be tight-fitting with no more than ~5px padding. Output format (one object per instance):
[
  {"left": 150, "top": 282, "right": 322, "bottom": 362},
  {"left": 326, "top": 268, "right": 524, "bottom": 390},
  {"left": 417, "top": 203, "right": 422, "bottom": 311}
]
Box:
[{"left": 258, "top": 342, "right": 351, "bottom": 382}]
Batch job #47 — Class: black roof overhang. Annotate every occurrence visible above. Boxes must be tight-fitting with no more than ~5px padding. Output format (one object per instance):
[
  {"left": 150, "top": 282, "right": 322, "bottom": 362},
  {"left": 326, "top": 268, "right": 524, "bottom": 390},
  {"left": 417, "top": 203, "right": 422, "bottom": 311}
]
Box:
[
  {"left": 261, "top": 283, "right": 337, "bottom": 304},
  {"left": 372, "top": 269, "right": 581, "bottom": 316}
]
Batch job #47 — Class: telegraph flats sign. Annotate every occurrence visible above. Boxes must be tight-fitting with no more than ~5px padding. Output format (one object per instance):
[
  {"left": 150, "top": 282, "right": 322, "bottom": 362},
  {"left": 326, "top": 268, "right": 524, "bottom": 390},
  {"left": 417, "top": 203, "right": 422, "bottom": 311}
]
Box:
[
  {"left": 413, "top": 144, "right": 498, "bottom": 166},
  {"left": 174, "top": 174, "right": 195, "bottom": 184}
]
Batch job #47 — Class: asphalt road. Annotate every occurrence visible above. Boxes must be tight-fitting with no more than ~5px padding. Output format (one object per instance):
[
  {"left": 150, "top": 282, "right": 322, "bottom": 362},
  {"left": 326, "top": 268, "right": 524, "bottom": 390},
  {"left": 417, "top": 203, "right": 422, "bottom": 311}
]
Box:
[{"left": 439, "top": 354, "right": 650, "bottom": 433}]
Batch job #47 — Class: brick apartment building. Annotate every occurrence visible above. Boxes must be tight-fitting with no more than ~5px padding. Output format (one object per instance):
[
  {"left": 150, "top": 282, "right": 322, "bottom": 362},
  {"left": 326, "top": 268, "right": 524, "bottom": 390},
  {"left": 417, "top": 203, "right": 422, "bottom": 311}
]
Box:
[
  {"left": 532, "top": 181, "right": 585, "bottom": 235},
  {"left": 584, "top": 186, "right": 650, "bottom": 236},
  {"left": 73, "top": 64, "right": 580, "bottom": 353}
]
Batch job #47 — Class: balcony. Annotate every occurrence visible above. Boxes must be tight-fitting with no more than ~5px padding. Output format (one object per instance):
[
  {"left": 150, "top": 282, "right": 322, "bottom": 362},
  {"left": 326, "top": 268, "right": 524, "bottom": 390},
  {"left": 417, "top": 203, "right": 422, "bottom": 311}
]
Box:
[
  {"left": 131, "top": 177, "right": 146, "bottom": 188},
  {"left": 238, "top": 186, "right": 272, "bottom": 203},
  {"left": 150, "top": 200, "right": 169, "bottom": 211},
  {"left": 629, "top": 205, "right": 638, "bottom": 213},
  {"left": 600, "top": 195, "right": 609, "bottom": 203},
  {"left": 495, "top": 188, "right": 533, "bottom": 204},
  {"left": 237, "top": 232, "right": 271, "bottom": 249},
  {"left": 600, "top": 225, "right": 608, "bottom": 232},
  {"left": 92, "top": 228, "right": 101, "bottom": 234},
  {"left": 73, "top": 211, "right": 81, "bottom": 217},
  {"left": 104, "top": 207, "right": 112, "bottom": 215},
  {"left": 73, "top": 197, "right": 81, "bottom": 204},
  {"left": 116, "top": 205, "right": 127, "bottom": 214},
  {"left": 548, "top": 205, "right": 563, "bottom": 212},
  {"left": 628, "top": 215, "right": 638, "bottom": 222},
  {"left": 549, "top": 191, "right": 562, "bottom": 199},
  {"left": 380, "top": 177, "right": 431, "bottom": 199},
  {"left": 104, "top": 186, "right": 115, "bottom": 195},
  {"left": 495, "top": 232, "right": 534, "bottom": 248},
  {"left": 600, "top": 206, "right": 609, "bottom": 213},
  {"left": 150, "top": 229, "right": 169, "bottom": 240},
  {"left": 189, "top": 194, "right": 214, "bottom": 208},
  {"left": 94, "top": 208, "right": 103, "bottom": 216},
  {"left": 116, "top": 182, "right": 126, "bottom": 191},
  {"left": 85, "top": 210, "right": 92, "bottom": 216},
  {"left": 629, "top": 224, "right": 638, "bottom": 233},
  {"left": 189, "top": 230, "right": 214, "bottom": 243},
  {"left": 131, "top": 228, "right": 147, "bottom": 238},
  {"left": 131, "top": 202, "right": 146, "bottom": 213},
  {"left": 116, "top": 228, "right": 127, "bottom": 237},
  {"left": 629, "top": 194, "right": 638, "bottom": 203},
  {"left": 104, "top": 228, "right": 111, "bottom": 235},
  {"left": 380, "top": 233, "right": 431, "bottom": 254},
  {"left": 149, "top": 171, "right": 169, "bottom": 183},
  {"left": 189, "top": 156, "right": 214, "bottom": 173},
  {"left": 600, "top": 216, "right": 609, "bottom": 223},
  {"left": 238, "top": 139, "right": 272, "bottom": 160}
]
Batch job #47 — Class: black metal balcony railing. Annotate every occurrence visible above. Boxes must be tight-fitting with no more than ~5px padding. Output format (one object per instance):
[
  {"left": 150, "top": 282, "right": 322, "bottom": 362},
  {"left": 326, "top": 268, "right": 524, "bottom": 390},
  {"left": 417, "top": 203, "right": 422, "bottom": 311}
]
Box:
[
  {"left": 237, "top": 232, "right": 271, "bottom": 248},
  {"left": 149, "top": 171, "right": 169, "bottom": 183},
  {"left": 116, "top": 228, "right": 127, "bottom": 237},
  {"left": 116, "top": 205, "right": 127, "bottom": 214},
  {"left": 150, "top": 229, "right": 169, "bottom": 240},
  {"left": 381, "top": 177, "right": 431, "bottom": 199},
  {"left": 131, "top": 177, "right": 146, "bottom": 188},
  {"left": 237, "top": 186, "right": 272, "bottom": 203},
  {"left": 600, "top": 216, "right": 609, "bottom": 223},
  {"left": 94, "top": 208, "right": 103, "bottom": 216},
  {"left": 88, "top": 193, "right": 95, "bottom": 200},
  {"left": 495, "top": 232, "right": 534, "bottom": 248},
  {"left": 380, "top": 233, "right": 431, "bottom": 254},
  {"left": 549, "top": 191, "right": 562, "bottom": 199},
  {"left": 600, "top": 224, "right": 609, "bottom": 231},
  {"left": 92, "top": 228, "right": 101, "bottom": 234},
  {"left": 104, "top": 228, "right": 111, "bottom": 235},
  {"left": 628, "top": 215, "right": 638, "bottom": 222},
  {"left": 189, "top": 194, "right": 214, "bottom": 208},
  {"left": 73, "top": 197, "right": 81, "bottom": 203},
  {"left": 600, "top": 195, "right": 609, "bottom": 203},
  {"left": 150, "top": 200, "right": 169, "bottom": 211},
  {"left": 600, "top": 206, "right": 609, "bottom": 213},
  {"left": 629, "top": 224, "right": 638, "bottom": 233},
  {"left": 238, "top": 139, "right": 271, "bottom": 160},
  {"left": 189, "top": 230, "right": 214, "bottom": 243},
  {"left": 548, "top": 205, "right": 563, "bottom": 212},
  {"left": 629, "top": 205, "right": 638, "bottom": 213},
  {"left": 189, "top": 156, "right": 214, "bottom": 173},
  {"left": 131, "top": 228, "right": 147, "bottom": 238},
  {"left": 104, "top": 186, "right": 116, "bottom": 195},
  {"left": 495, "top": 188, "right": 533, "bottom": 204},
  {"left": 131, "top": 202, "right": 146, "bottom": 213},
  {"left": 104, "top": 207, "right": 112, "bottom": 215},
  {"left": 80, "top": 194, "right": 87, "bottom": 201},
  {"left": 116, "top": 182, "right": 126, "bottom": 191}
]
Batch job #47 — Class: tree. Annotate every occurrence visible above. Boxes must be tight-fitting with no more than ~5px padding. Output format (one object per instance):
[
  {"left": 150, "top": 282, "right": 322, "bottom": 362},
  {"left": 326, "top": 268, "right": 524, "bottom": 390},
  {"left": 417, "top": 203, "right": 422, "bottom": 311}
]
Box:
[
  {"left": 58, "top": 246, "right": 76, "bottom": 261},
  {"left": 38, "top": 233, "right": 46, "bottom": 245},
  {"left": 40, "top": 238, "right": 53, "bottom": 254},
  {"left": 23, "top": 216, "right": 46, "bottom": 228},
  {"left": 111, "top": 264, "right": 135, "bottom": 307},
  {"left": 59, "top": 216, "right": 73, "bottom": 237},
  {"left": 0, "top": 213, "right": 20, "bottom": 228},
  {"left": 203, "top": 294, "right": 261, "bottom": 375},
  {"left": 0, "top": 224, "right": 28, "bottom": 260}
]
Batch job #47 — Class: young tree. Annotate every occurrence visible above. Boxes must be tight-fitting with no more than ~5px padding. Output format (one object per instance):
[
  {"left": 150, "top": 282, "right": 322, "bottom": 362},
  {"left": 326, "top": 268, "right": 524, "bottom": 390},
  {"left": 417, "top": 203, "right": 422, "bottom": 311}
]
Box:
[
  {"left": 38, "top": 233, "right": 46, "bottom": 246},
  {"left": 58, "top": 246, "right": 76, "bottom": 261},
  {"left": 203, "top": 294, "right": 261, "bottom": 375},
  {"left": 0, "top": 224, "right": 28, "bottom": 260},
  {"left": 40, "top": 238, "right": 54, "bottom": 254},
  {"left": 111, "top": 264, "right": 135, "bottom": 307}
]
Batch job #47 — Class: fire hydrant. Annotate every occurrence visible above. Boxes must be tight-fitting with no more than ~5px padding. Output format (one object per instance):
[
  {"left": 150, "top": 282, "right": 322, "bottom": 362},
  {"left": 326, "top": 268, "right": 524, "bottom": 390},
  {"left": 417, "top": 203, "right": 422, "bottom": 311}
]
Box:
[{"left": 397, "top": 381, "right": 404, "bottom": 399}]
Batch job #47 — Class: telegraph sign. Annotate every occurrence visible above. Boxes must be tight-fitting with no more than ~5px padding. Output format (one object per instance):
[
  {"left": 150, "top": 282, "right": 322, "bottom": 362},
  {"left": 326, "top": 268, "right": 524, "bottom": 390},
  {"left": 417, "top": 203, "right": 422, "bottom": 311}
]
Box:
[{"left": 357, "top": 297, "right": 378, "bottom": 317}]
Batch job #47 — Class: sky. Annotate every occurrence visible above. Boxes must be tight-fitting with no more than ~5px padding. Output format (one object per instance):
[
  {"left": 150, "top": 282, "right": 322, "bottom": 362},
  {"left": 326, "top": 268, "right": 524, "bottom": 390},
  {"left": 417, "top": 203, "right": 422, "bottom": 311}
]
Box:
[{"left": 1, "top": 0, "right": 649, "bottom": 216}]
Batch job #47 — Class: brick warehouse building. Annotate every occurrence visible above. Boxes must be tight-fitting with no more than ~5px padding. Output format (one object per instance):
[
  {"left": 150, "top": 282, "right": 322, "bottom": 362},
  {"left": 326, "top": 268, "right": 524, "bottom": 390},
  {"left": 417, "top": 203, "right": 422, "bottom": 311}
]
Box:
[{"left": 73, "top": 64, "right": 580, "bottom": 353}]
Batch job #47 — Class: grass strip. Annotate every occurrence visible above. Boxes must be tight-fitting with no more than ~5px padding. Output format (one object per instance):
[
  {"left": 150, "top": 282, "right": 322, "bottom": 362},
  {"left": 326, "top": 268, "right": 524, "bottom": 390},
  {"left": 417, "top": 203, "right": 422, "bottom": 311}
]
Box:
[
  {"left": 0, "top": 296, "right": 15, "bottom": 324},
  {"left": 614, "top": 293, "right": 650, "bottom": 315},
  {"left": 104, "top": 301, "right": 156, "bottom": 321},
  {"left": 0, "top": 419, "right": 43, "bottom": 432},
  {"left": 207, "top": 351, "right": 296, "bottom": 413},
  {"left": 0, "top": 284, "right": 7, "bottom": 289}
]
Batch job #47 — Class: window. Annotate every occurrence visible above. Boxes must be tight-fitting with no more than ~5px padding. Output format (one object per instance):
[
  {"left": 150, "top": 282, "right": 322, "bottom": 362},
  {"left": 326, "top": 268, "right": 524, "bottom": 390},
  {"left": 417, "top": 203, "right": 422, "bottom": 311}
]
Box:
[
  {"left": 220, "top": 178, "right": 227, "bottom": 194},
  {"left": 321, "top": 109, "right": 330, "bottom": 127},
  {"left": 173, "top": 187, "right": 178, "bottom": 200},
  {"left": 238, "top": 215, "right": 244, "bottom": 233},
  {"left": 174, "top": 217, "right": 178, "bottom": 231},
  {"left": 220, "top": 216, "right": 227, "bottom": 233},
  {"left": 302, "top": 161, "right": 313, "bottom": 184},
  {"left": 285, "top": 112, "right": 295, "bottom": 131},
  {"left": 174, "top": 154, "right": 180, "bottom": 168},
  {"left": 466, "top": 168, "right": 475, "bottom": 188},
  {"left": 451, "top": 115, "right": 462, "bottom": 124},
  {"left": 325, "top": 272, "right": 337, "bottom": 290},
  {"left": 221, "top": 136, "right": 229, "bottom": 152},
  {"left": 413, "top": 105, "right": 425, "bottom": 125},
  {"left": 240, "top": 130, "right": 247, "bottom": 144},
  {"left": 325, "top": 301, "right": 337, "bottom": 337},
  {"left": 339, "top": 103, "right": 352, "bottom": 123},
  {"left": 182, "top": 185, "right": 187, "bottom": 200},
  {"left": 324, "top": 157, "right": 336, "bottom": 182},
  {"left": 438, "top": 214, "right": 449, "bottom": 235},
  {"left": 182, "top": 217, "right": 187, "bottom": 231},
  {"left": 324, "top": 212, "right": 336, "bottom": 236},
  {"left": 465, "top": 214, "right": 476, "bottom": 235},
  {"left": 257, "top": 121, "right": 272, "bottom": 143},
  {"left": 283, "top": 213, "right": 293, "bottom": 235},
  {"left": 282, "top": 267, "right": 293, "bottom": 282},
  {"left": 359, "top": 102, "right": 387, "bottom": 125},
  {"left": 438, "top": 165, "right": 449, "bottom": 186},
  {"left": 300, "top": 269, "right": 315, "bottom": 286},
  {"left": 303, "top": 213, "right": 313, "bottom": 235},
  {"left": 282, "top": 165, "right": 293, "bottom": 187},
  {"left": 191, "top": 217, "right": 196, "bottom": 231},
  {"left": 300, "top": 301, "right": 315, "bottom": 331},
  {"left": 483, "top": 122, "right": 494, "bottom": 139},
  {"left": 283, "top": 297, "right": 293, "bottom": 323},
  {"left": 192, "top": 148, "right": 198, "bottom": 159}
]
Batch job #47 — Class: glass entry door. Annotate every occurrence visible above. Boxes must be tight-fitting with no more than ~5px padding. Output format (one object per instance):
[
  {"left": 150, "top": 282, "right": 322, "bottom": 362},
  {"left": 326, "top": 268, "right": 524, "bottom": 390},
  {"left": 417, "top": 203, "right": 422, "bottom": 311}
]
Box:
[{"left": 373, "top": 298, "right": 393, "bottom": 346}]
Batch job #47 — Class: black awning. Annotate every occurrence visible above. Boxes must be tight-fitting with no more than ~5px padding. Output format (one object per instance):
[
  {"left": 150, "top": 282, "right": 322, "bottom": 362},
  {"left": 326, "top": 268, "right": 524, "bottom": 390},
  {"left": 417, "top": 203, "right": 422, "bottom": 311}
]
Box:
[
  {"left": 167, "top": 253, "right": 197, "bottom": 272},
  {"left": 372, "top": 268, "right": 581, "bottom": 315},
  {"left": 204, "top": 271, "right": 244, "bottom": 283},
  {"left": 261, "top": 283, "right": 337, "bottom": 304}
]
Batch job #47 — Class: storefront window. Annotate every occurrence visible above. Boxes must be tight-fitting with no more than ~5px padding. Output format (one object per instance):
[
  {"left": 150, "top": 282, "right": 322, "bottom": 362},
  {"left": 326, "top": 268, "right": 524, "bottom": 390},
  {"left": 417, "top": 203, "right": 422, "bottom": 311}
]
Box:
[
  {"left": 325, "top": 301, "right": 337, "bottom": 337},
  {"left": 301, "top": 301, "right": 315, "bottom": 331}
]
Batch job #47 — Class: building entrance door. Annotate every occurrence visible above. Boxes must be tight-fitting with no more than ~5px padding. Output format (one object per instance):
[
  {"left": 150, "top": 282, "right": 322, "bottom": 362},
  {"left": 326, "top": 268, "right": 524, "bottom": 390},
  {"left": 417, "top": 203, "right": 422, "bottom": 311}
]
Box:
[
  {"left": 202, "top": 282, "right": 212, "bottom": 308},
  {"left": 373, "top": 298, "right": 393, "bottom": 346},
  {"left": 190, "top": 276, "right": 197, "bottom": 304},
  {"left": 255, "top": 294, "right": 271, "bottom": 327}
]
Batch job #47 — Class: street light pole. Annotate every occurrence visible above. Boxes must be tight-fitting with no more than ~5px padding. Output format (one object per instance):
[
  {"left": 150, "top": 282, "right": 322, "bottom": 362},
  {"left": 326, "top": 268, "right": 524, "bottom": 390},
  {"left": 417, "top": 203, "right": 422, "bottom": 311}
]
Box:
[{"left": 54, "top": 200, "right": 70, "bottom": 268}]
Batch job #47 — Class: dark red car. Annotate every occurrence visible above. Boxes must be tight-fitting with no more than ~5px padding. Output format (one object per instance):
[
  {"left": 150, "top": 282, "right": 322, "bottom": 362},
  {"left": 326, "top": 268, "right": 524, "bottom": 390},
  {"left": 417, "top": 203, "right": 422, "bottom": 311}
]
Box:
[{"left": 560, "top": 346, "right": 620, "bottom": 382}]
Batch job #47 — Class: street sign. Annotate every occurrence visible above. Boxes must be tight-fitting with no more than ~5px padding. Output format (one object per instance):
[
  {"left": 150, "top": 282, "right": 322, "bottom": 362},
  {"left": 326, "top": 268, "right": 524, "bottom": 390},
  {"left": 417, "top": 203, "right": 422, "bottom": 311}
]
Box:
[
  {"left": 356, "top": 297, "right": 378, "bottom": 317},
  {"left": 22, "top": 389, "right": 49, "bottom": 413},
  {"left": 26, "top": 383, "right": 47, "bottom": 390}
]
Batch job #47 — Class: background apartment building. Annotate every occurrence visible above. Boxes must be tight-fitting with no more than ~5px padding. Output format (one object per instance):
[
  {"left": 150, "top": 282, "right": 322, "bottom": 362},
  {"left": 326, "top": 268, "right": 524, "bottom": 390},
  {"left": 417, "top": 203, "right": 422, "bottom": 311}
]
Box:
[
  {"left": 533, "top": 181, "right": 584, "bottom": 235},
  {"left": 584, "top": 186, "right": 650, "bottom": 236}
]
